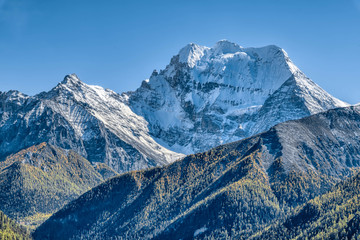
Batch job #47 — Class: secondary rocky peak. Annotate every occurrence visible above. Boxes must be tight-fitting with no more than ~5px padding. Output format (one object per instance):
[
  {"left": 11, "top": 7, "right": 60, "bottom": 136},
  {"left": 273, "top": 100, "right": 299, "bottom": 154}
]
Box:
[
  {"left": 0, "top": 90, "right": 28, "bottom": 101},
  {"left": 40, "top": 74, "right": 87, "bottom": 100},
  {"left": 0, "top": 90, "right": 29, "bottom": 111},
  {"left": 60, "top": 74, "right": 83, "bottom": 86}
]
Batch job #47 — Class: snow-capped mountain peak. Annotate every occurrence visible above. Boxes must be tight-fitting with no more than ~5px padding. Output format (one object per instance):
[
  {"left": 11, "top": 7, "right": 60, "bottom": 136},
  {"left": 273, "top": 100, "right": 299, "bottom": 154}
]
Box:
[
  {"left": 60, "top": 74, "right": 82, "bottom": 86},
  {"left": 0, "top": 90, "right": 28, "bottom": 103},
  {"left": 128, "top": 40, "right": 348, "bottom": 154}
]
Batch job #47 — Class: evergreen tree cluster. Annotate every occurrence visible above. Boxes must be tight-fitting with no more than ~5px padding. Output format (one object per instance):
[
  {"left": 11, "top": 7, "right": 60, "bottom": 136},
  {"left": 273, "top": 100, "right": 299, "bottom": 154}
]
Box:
[{"left": 0, "top": 211, "right": 30, "bottom": 240}]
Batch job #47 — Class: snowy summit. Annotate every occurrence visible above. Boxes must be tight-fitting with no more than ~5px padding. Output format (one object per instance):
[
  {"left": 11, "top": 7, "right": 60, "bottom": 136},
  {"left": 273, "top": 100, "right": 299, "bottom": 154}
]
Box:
[{"left": 127, "top": 40, "right": 348, "bottom": 154}]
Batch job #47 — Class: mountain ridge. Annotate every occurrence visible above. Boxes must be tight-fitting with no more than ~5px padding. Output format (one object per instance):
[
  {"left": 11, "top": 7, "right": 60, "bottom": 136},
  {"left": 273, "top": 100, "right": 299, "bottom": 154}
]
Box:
[
  {"left": 0, "top": 74, "right": 183, "bottom": 173},
  {"left": 33, "top": 105, "right": 360, "bottom": 240}
]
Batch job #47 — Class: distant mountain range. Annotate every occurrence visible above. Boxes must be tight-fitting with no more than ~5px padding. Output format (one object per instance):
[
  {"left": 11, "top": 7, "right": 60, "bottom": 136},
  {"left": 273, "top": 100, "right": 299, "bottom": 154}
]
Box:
[
  {"left": 0, "top": 40, "right": 347, "bottom": 175},
  {"left": 33, "top": 105, "right": 360, "bottom": 239}
]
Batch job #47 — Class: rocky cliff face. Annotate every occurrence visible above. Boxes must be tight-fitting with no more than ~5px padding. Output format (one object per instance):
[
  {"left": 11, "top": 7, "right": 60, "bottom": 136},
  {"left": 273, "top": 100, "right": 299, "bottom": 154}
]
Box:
[{"left": 127, "top": 40, "right": 347, "bottom": 154}]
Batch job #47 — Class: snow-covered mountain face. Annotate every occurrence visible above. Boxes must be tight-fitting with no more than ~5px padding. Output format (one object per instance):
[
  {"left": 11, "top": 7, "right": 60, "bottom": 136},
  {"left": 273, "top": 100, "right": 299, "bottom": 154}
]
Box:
[
  {"left": 127, "top": 40, "right": 348, "bottom": 154},
  {"left": 0, "top": 75, "right": 183, "bottom": 173}
]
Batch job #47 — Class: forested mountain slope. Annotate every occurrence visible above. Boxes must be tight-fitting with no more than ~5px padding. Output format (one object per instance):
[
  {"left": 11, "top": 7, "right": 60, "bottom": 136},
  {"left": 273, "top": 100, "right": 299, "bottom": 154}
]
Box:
[
  {"left": 254, "top": 171, "right": 360, "bottom": 240},
  {"left": 0, "top": 211, "right": 30, "bottom": 240},
  {"left": 0, "top": 142, "right": 110, "bottom": 228},
  {"left": 34, "top": 105, "right": 360, "bottom": 240}
]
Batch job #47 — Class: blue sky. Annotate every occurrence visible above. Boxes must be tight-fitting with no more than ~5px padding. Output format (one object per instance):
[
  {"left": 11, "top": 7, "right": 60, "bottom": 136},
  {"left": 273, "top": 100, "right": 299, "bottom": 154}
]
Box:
[{"left": 1, "top": 0, "right": 360, "bottom": 103}]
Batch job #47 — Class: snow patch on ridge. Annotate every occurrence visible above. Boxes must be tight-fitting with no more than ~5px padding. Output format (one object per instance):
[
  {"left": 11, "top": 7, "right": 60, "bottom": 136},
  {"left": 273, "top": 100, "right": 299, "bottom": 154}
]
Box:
[{"left": 194, "top": 227, "right": 207, "bottom": 237}]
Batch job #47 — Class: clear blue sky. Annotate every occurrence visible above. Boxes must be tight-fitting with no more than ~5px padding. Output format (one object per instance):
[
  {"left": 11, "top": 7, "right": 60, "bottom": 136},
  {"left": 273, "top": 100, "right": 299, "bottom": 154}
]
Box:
[{"left": 1, "top": 0, "right": 360, "bottom": 103}]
